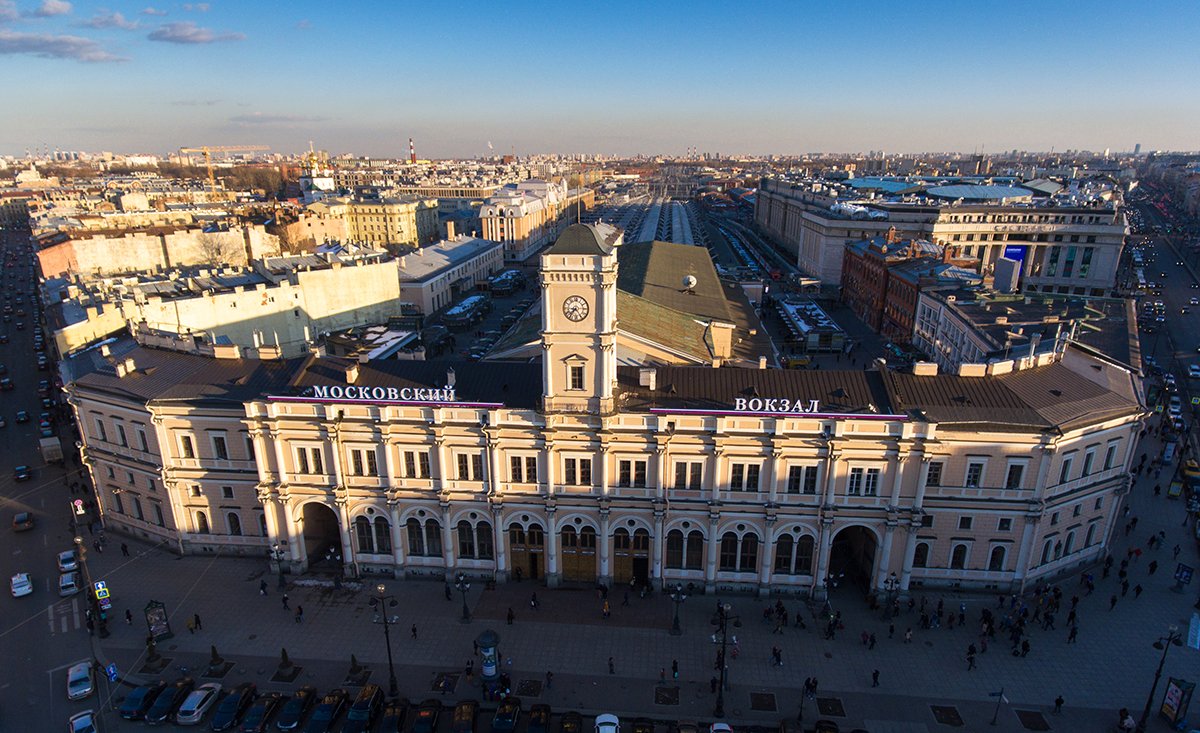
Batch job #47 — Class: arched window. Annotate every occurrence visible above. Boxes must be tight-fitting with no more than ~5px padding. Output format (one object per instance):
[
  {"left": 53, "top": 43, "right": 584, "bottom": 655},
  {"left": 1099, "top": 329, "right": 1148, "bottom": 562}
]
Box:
[
  {"left": 719, "top": 532, "right": 738, "bottom": 571},
  {"left": 259, "top": 513, "right": 268, "bottom": 537},
  {"left": 666, "top": 530, "right": 684, "bottom": 569},
  {"left": 1041, "top": 539, "right": 1053, "bottom": 564},
  {"left": 227, "top": 512, "right": 241, "bottom": 536},
  {"left": 1064, "top": 531, "right": 1076, "bottom": 556},
  {"left": 1085, "top": 524, "right": 1097, "bottom": 547},
  {"left": 739, "top": 533, "right": 759, "bottom": 572},
  {"left": 355, "top": 516, "right": 375, "bottom": 554},
  {"left": 475, "top": 522, "right": 494, "bottom": 560},
  {"left": 685, "top": 530, "right": 704, "bottom": 570},
  {"left": 988, "top": 546, "right": 1006, "bottom": 571},
  {"left": 950, "top": 544, "right": 967, "bottom": 570},
  {"left": 795, "top": 535, "right": 814, "bottom": 575},
  {"left": 374, "top": 517, "right": 391, "bottom": 554},
  {"left": 195, "top": 510, "right": 209, "bottom": 534},
  {"left": 1053, "top": 541, "right": 1063, "bottom": 560},
  {"left": 773, "top": 535, "right": 795, "bottom": 574},
  {"left": 424, "top": 519, "right": 442, "bottom": 556},
  {"left": 406, "top": 518, "right": 425, "bottom": 556},
  {"left": 913, "top": 542, "right": 929, "bottom": 568},
  {"left": 458, "top": 520, "right": 477, "bottom": 558}
]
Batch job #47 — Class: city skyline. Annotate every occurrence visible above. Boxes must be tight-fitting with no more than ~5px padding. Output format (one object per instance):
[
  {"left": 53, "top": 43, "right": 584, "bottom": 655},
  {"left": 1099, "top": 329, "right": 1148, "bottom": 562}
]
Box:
[{"left": 2, "top": 0, "right": 1199, "bottom": 158}]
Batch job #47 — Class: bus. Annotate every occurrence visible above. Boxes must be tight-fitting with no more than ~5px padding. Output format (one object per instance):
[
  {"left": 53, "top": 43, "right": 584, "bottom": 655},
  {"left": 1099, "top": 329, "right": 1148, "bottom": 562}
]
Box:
[{"left": 442, "top": 294, "right": 491, "bottom": 331}]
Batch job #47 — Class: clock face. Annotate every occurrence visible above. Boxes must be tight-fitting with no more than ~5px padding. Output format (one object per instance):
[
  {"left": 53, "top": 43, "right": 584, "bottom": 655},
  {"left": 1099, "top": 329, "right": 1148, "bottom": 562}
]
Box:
[{"left": 563, "top": 295, "right": 589, "bottom": 322}]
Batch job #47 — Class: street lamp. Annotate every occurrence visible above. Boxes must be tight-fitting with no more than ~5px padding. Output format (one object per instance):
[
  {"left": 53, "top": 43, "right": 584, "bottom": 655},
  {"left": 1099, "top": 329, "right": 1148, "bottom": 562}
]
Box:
[
  {"left": 711, "top": 602, "right": 740, "bottom": 719},
  {"left": 74, "top": 536, "right": 108, "bottom": 638},
  {"left": 669, "top": 583, "right": 687, "bottom": 636},
  {"left": 269, "top": 543, "right": 287, "bottom": 591},
  {"left": 454, "top": 572, "right": 471, "bottom": 624},
  {"left": 368, "top": 583, "right": 400, "bottom": 698},
  {"left": 881, "top": 572, "right": 900, "bottom": 621},
  {"left": 1135, "top": 626, "right": 1184, "bottom": 733}
]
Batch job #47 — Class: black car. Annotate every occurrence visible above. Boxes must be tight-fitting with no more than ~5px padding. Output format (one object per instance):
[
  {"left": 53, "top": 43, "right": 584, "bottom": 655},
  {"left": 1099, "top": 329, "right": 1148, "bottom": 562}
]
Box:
[
  {"left": 240, "top": 690, "right": 284, "bottom": 732},
  {"left": 341, "top": 684, "right": 383, "bottom": 733},
  {"left": 378, "top": 700, "right": 408, "bottom": 732},
  {"left": 631, "top": 719, "right": 654, "bottom": 733},
  {"left": 0, "top": 333, "right": 7, "bottom": 343},
  {"left": 146, "top": 676, "right": 195, "bottom": 725},
  {"left": 274, "top": 685, "right": 316, "bottom": 731},
  {"left": 302, "top": 689, "right": 347, "bottom": 733},
  {"left": 490, "top": 697, "right": 520, "bottom": 732},
  {"left": 526, "top": 704, "right": 551, "bottom": 733},
  {"left": 452, "top": 700, "right": 478, "bottom": 733},
  {"left": 0, "top": 377, "right": 12, "bottom": 390},
  {"left": 211, "top": 682, "right": 257, "bottom": 731},
  {"left": 410, "top": 699, "right": 441, "bottom": 733},
  {"left": 13, "top": 465, "right": 31, "bottom": 481},
  {"left": 559, "top": 711, "right": 583, "bottom": 733},
  {"left": 120, "top": 681, "right": 168, "bottom": 720}
]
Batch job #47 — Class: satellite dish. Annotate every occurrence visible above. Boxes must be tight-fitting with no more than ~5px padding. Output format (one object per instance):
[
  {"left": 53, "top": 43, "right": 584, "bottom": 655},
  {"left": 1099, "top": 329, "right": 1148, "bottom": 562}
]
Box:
[{"left": 682, "top": 275, "right": 698, "bottom": 290}]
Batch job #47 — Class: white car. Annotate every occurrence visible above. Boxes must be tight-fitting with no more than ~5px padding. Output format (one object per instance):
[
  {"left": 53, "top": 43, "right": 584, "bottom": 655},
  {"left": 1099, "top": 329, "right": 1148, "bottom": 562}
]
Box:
[
  {"left": 710, "top": 726, "right": 733, "bottom": 733},
  {"left": 57, "top": 550, "right": 78, "bottom": 572},
  {"left": 66, "top": 660, "right": 94, "bottom": 700},
  {"left": 1189, "top": 365, "right": 1200, "bottom": 379},
  {"left": 59, "top": 571, "right": 81, "bottom": 597},
  {"left": 1169, "top": 395, "right": 1183, "bottom": 417},
  {"left": 10, "top": 572, "right": 33, "bottom": 597},
  {"left": 595, "top": 714, "right": 620, "bottom": 733},
  {"left": 67, "top": 709, "right": 99, "bottom": 733},
  {"left": 176, "top": 682, "right": 222, "bottom": 725}
]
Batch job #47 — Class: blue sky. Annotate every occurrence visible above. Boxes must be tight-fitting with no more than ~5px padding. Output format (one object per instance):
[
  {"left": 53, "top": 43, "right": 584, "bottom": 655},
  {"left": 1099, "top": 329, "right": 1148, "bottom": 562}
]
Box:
[{"left": 2, "top": 0, "right": 1198, "bottom": 158}]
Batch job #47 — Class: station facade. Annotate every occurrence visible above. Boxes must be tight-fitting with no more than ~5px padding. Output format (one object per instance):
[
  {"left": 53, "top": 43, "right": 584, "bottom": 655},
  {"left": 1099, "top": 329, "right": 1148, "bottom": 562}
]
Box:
[{"left": 68, "top": 225, "right": 1144, "bottom": 598}]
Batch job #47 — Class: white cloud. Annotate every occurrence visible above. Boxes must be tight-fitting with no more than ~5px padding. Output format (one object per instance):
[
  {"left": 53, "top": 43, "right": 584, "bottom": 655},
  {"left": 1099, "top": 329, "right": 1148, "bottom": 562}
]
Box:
[
  {"left": 296, "top": 19, "right": 310, "bottom": 30},
  {"left": 29, "top": 0, "right": 72, "bottom": 17},
  {"left": 181, "top": 2, "right": 209, "bottom": 11},
  {"left": 0, "top": 1, "right": 18, "bottom": 22},
  {"left": 147, "top": 21, "right": 242, "bottom": 44},
  {"left": 0, "top": 28, "right": 123, "bottom": 61},
  {"left": 140, "top": 6, "right": 166, "bottom": 15},
  {"left": 80, "top": 11, "right": 138, "bottom": 30},
  {"left": 229, "top": 112, "right": 326, "bottom": 126}
]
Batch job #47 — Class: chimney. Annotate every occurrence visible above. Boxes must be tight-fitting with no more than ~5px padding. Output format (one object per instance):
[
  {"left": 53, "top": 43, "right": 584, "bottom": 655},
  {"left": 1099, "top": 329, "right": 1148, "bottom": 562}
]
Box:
[
  {"left": 758, "top": 355, "right": 768, "bottom": 370},
  {"left": 942, "top": 245, "right": 953, "bottom": 264},
  {"left": 100, "top": 344, "right": 111, "bottom": 358},
  {"left": 344, "top": 362, "right": 359, "bottom": 384},
  {"left": 638, "top": 367, "right": 657, "bottom": 391},
  {"left": 115, "top": 357, "right": 136, "bottom": 378}
]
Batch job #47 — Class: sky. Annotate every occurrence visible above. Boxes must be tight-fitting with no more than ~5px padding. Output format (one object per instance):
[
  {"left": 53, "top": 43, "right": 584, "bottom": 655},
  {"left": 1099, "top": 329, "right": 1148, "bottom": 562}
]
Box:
[{"left": 2, "top": 0, "right": 1199, "bottom": 159}]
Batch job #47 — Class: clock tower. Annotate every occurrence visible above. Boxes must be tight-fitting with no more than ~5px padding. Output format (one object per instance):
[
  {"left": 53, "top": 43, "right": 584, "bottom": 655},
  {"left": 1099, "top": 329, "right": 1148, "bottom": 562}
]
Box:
[{"left": 540, "top": 223, "right": 619, "bottom": 414}]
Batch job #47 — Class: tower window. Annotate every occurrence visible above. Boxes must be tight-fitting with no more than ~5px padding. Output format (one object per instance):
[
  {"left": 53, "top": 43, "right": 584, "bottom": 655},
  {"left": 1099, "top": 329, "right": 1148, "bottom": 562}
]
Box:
[{"left": 569, "top": 365, "right": 584, "bottom": 390}]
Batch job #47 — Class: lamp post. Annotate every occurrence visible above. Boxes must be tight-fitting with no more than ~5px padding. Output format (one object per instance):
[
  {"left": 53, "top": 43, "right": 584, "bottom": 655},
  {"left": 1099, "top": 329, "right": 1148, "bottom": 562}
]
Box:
[
  {"left": 269, "top": 543, "right": 287, "bottom": 591},
  {"left": 368, "top": 583, "right": 400, "bottom": 698},
  {"left": 74, "top": 536, "right": 108, "bottom": 638},
  {"left": 711, "top": 602, "right": 740, "bottom": 719},
  {"left": 1135, "top": 626, "right": 1184, "bottom": 733},
  {"left": 881, "top": 572, "right": 900, "bottom": 621},
  {"left": 669, "top": 583, "right": 687, "bottom": 636},
  {"left": 455, "top": 572, "right": 471, "bottom": 624}
]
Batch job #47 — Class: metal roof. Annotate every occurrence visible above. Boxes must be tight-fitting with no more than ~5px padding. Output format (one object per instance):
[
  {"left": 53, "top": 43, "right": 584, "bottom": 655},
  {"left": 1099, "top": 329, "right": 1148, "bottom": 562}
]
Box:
[{"left": 926, "top": 185, "right": 1034, "bottom": 201}]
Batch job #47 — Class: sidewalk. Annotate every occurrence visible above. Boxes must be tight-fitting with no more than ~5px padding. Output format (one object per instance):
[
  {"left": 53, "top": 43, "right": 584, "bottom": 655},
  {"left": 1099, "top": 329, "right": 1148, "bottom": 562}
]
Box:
[{"left": 82, "top": 428, "right": 1200, "bottom": 732}]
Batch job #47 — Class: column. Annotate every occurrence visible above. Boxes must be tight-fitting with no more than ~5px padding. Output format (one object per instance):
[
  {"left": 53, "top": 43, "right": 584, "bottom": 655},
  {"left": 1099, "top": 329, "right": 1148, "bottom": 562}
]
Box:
[
  {"left": 335, "top": 498, "right": 353, "bottom": 575},
  {"left": 757, "top": 518, "right": 775, "bottom": 597},
  {"left": 655, "top": 444, "right": 668, "bottom": 500},
  {"left": 813, "top": 517, "right": 834, "bottom": 599},
  {"left": 888, "top": 452, "right": 907, "bottom": 508},
  {"left": 652, "top": 509, "right": 665, "bottom": 587},
  {"left": 432, "top": 436, "right": 448, "bottom": 493},
  {"left": 709, "top": 446, "right": 724, "bottom": 502},
  {"left": 898, "top": 522, "right": 920, "bottom": 592},
  {"left": 874, "top": 523, "right": 896, "bottom": 589},
  {"left": 598, "top": 440, "right": 610, "bottom": 497},
  {"left": 486, "top": 436, "right": 502, "bottom": 497},
  {"left": 1010, "top": 515, "right": 1039, "bottom": 593},
  {"left": 545, "top": 508, "right": 560, "bottom": 586},
  {"left": 598, "top": 509, "right": 611, "bottom": 585},
  {"left": 543, "top": 441, "right": 556, "bottom": 496},
  {"left": 704, "top": 514, "right": 720, "bottom": 593},
  {"left": 388, "top": 499, "right": 405, "bottom": 579},
  {"left": 914, "top": 456, "right": 932, "bottom": 510},
  {"left": 822, "top": 448, "right": 840, "bottom": 506},
  {"left": 269, "top": 430, "right": 290, "bottom": 484},
  {"left": 282, "top": 497, "right": 303, "bottom": 568},
  {"left": 492, "top": 505, "right": 509, "bottom": 581},
  {"left": 440, "top": 502, "right": 455, "bottom": 574},
  {"left": 765, "top": 448, "right": 781, "bottom": 503}
]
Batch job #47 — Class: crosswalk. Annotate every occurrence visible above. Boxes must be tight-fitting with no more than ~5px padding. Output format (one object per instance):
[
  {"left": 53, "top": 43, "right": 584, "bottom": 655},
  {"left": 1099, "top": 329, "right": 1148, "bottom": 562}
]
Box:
[{"left": 47, "top": 596, "right": 82, "bottom": 635}]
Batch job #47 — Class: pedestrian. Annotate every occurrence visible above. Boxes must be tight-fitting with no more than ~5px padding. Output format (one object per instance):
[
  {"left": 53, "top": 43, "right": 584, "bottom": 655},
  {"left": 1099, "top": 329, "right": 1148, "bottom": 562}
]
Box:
[
  {"left": 672, "top": 659, "right": 679, "bottom": 679},
  {"left": 888, "top": 623, "right": 895, "bottom": 639},
  {"left": 602, "top": 600, "right": 610, "bottom": 618},
  {"left": 1174, "top": 544, "right": 1182, "bottom": 559},
  {"left": 868, "top": 633, "right": 877, "bottom": 650},
  {"left": 125, "top": 609, "right": 133, "bottom": 625},
  {"left": 1020, "top": 639, "right": 1030, "bottom": 657},
  {"left": 871, "top": 669, "right": 880, "bottom": 687},
  {"left": 260, "top": 580, "right": 268, "bottom": 596},
  {"left": 1054, "top": 695, "right": 1064, "bottom": 714},
  {"left": 1134, "top": 584, "right": 1143, "bottom": 598},
  {"left": 967, "top": 651, "right": 976, "bottom": 671},
  {"left": 86, "top": 617, "right": 94, "bottom": 635},
  {"left": 294, "top": 605, "right": 303, "bottom": 623},
  {"left": 608, "top": 656, "right": 614, "bottom": 675},
  {"left": 411, "top": 624, "right": 417, "bottom": 639},
  {"left": 445, "top": 584, "right": 453, "bottom": 601},
  {"left": 93, "top": 539, "right": 102, "bottom": 553},
  {"left": 121, "top": 543, "right": 130, "bottom": 557},
  {"left": 710, "top": 676, "right": 719, "bottom": 694},
  {"left": 530, "top": 592, "right": 539, "bottom": 610},
  {"left": 659, "top": 668, "right": 667, "bottom": 685},
  {"left": 282, "top": 593, "right": 290, "bottom": 610},
  {"left": 1067, "top": 625, "right": 1078, "bottom": 643},
  {"left": 193, "top": 613, "right": 202, "bottom": 631},
  {"left": 904, "top": 627, "right": 913, "bottom": 643},
  {"left": 1121, "top": 579, "right": 1130, "bottom": 596},
  {"left": 545, "top": 671, "right": 553, "bottom": 689},
  {"left": 1149, "top": 560, "right": 1158, "bottom": 575},
  {"left": 186, "top": 616, "right": 195, "bottom": 634},
  {"left": 506, "top": 607, "right": 515, "bottom": 625}
]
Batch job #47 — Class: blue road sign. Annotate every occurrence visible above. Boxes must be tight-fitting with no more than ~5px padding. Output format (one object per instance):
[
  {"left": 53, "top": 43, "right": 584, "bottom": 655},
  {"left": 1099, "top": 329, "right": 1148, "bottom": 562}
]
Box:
[{"left": 105, "top": 663, "right": 117, "bottom": 682}]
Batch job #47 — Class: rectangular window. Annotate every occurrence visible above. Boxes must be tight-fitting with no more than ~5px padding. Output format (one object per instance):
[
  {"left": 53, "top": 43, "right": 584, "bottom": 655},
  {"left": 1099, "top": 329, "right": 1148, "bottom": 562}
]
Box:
[
  {"left": 863, "top": 468, "right": 880, "bottom": 496},
  {"left": 565, "top": 458, "right": 576, "bottom": 486},
  {"left": 351, "top": 450, "right": 365, "bottom": 476},
  {"left": 998, "top": 517, "right": 1012, "bottom": 531},
  {"left": 1103, "top": 443, "right": 1117, "bottom": 470},
  {"left": 619, "top": 460, "right": 632, "bottom": 487},
  {"left": 921, "top": 514, "right": 934, "bottom": 527},
  {"left": 525, "top": 456, "right": 537, "bottom": 484},
  {"left": 94, "top": 418, "right": 107, "bottom": 442},
  {"left": 746, "top": 464, "right": 760, "bottom": 491},
  {"left": 116, "top": 424, "right": 128, "bottom": 447},
  {"left": 926, "top": 461, "right": 943, "bottom": 487},
  {"left": 1094, "top": 497, "right": 1103, "bottom": 510},
  {"left": 212, "top": 435, "right": 228, "bottom": 461},
  {"left": 1073, "top": 505, "right": 1082, "bottom": 517},
  {"left": 137, "top": 428, "right": 149, "bottom": 452},
  {"left": 569, "top": 365, "right": 584, "bottom": 390},
  {"left": 245, "top": 435, "right": 255, "bottom": 459},
  {"left": 1059, "top": 456, "right": 1074, "bottom": 483},
  {"left": 406, "top": 451, "right": 418, "bottom": 478},
  {"left": 965, "top": 461, "right": 985, "bottom": 488},
  {"left": 1081, "top": 450, "right": 1095, "bottom": 476},
  {"left": 180, "top": 435, "right": 195, "bottom": 459},
  {"left": 366, "top": 451, "right": 378, "bottom": 476},
  {"left": 296, "top": 448, "right": 310, "bottom": 474},
  {"left": 472, "top": 454, "right": 484, "bottom": 481},
  {"left": 222, "top": 486, "right": 234, "bottom": 499},
  {"left": 579, "top": 458, "right": 591, "bottom": 484},
  {"left": 1050, "top": 512, "right": 1059, "bottom": 526},
  {"left": 511, "top": 456, "right": 524, "bottom": 482},
  {"left": 457, "top": 454, "right": 470, "bottom": 480},
  {"left": 311, "top": 448, "right": 323, "bottom": 474},
  {"left": 674, "top": 462, "right": 701, "bottom": 490},
  {"left": 730, "top": 464, "right": 744, "bottom": 491},
  {"left": 419, "top": 453, "right": 431, "bottom": 478},
  {"left": 147, "top": 477, "right": 155, "bottom": 492},
  {"left": 847, "top": 467, "right": 864, "bottom": 495},
  {"left": 1005, "top": 463, "right": 1025, "bottom": 489},
  {"left": 958, "top": 516, "right": 973, "bottom": 530},
  {"left": 126, "top": 471, "right": 135, "bottom": 485},
  {"left": 634, "top": 460, "right": 646, "bottom": 488}
]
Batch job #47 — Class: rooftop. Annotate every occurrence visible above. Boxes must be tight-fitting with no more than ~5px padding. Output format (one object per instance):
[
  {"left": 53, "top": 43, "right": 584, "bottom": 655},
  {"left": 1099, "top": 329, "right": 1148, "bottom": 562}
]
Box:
[{"left": 396, "top": 236, "right": 502, "bottom": 283}]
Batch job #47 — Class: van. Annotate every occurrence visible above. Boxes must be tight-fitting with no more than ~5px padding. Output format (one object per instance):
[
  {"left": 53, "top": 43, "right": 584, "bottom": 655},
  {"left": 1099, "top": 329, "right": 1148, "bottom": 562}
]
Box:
[{"left": 1163, "top": 440, "right": 1178, "bottom": 464}]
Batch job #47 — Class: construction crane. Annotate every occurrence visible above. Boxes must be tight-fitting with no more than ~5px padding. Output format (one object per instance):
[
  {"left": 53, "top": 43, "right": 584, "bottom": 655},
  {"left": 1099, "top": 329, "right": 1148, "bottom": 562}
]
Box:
[{"left": 179, "top": 145, "right": 270, "bottom": 193}]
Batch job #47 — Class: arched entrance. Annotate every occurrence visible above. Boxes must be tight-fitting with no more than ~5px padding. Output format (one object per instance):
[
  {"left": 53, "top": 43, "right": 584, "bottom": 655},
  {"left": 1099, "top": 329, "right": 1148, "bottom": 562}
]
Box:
[
  {"left": 828, "top": 525, "right": 877, "bottom": 592},
  {"left": 508, "top": 524, "right": 545, "bottom": 581},
  {"left": 613, "top": 528, "right": 651, "bottom": 586},
  {"left": 301, "top": 503, "right": 342, "bottom": 567},
  {"left": 560, "top": 526, "right": 598, "bottom": 583}
]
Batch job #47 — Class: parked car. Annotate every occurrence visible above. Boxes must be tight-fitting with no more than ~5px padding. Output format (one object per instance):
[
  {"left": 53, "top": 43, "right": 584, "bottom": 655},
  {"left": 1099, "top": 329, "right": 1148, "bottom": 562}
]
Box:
[
  {"left": 1189, "top": 364, "right": 1200, "bottom": 380},
  {"left": 452, "top": 700, "right": 478, "bottom": 733},
  {"left": 239, "top": 690, "right": 284, "bottom": 732},
  {"left": 813, "top": 722, "right": 841, "bottom": 733},
  {"left": 527, "top": 704, "right": 552, "bottom": 733},
  {"left": 210, "top": 682, "right": 257, "bottom": 731},
  {"left": 15, "top": 410, "right": 28, "bottom": 423},
  {"left": 0, "top": 377, "right": 13, "bottom": 390},
  {"left": 58, "top": 571, "right": 81, "bottom": 597},
  {"left": 145, "top": 677, "right": 195, "bottom": 725},
  {"left": 120, "top": 681, "right": 168, "bottom": 720},
  {"left": 12, "top": 511, "right": 33, "bottom": 531},
  {"left": 68, "top": 710, "right": 99, "bottom": 733},
  {"left": 10, "top": 572, "right": 32, "bottom": 597},
  {"left": 377, "top": 700, "right": 408, "bottom": 733},
  {"left": 632, "top": 720, "right": 655, "bottom": 733},
  {"left": 1169, "top": 395, "right": 1183, "bottom": 416},
  {"left": 340, "top": 684, "right": 382, "bottom": 733},
  {"left": 274, "top": 685, "right": 316, "bottom": 730},
  {"left": 57, "top": 549, "right": 78, "bottom": 572},
  {"left": 709, "top": 725, "right": 732, "bottom": 733},
  {"left": 410, "top": 699, "right": 441, "bottom": 733},
  {"left": 491, "top": 697, "right": 521, "bottom": 732},
  {"left": 595, "top": 714, "right": 620, "bottom": 733},
  {"left": 559, "top": 711, "right": 583, "bottom": 733},
  {"left": 14, "top": 465, "right": 31, "bottom": 481},
  {"left": 176, "top": 682, "right": 222, "bottom": 726},
  {"left": 302, "top": 689, "right": 347, "bottom": 733},
  {"left": 66, "top": 660, "right": 95, "bottom": 701}
]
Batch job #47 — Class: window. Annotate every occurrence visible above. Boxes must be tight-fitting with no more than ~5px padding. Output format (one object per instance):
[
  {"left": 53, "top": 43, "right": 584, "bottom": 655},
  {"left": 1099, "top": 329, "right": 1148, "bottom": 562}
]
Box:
[
  {"left": 296, "top": 448, "right": 309, "bottom": 474},
  {"left": 950, "top": 544, "right": 968, "bottom": 570},
  {"left": 958, "top": 516, "right": 973, "bottom": 530},
  {"left": 988, "top": 546, "right": 1006, "bottom": 571},
  {"left": 730, "top": 463, "right": 759, "bottom": 491},
  {"left": 475, "top": 522, "right": 493, "bottom": 559},
  {"left": 1041, "top": 539, "right": 1053, "bottom": 564},
  {"left": 295, "top": 447, "right": 323, "bottom": 474},
  {"left": 356, "top": 517, "right": 375, "bottom": 554},
  {"left": 913, "top": 542, "right": 929, "bottom": 567},
  {"left": 674, "top": 462, "right": 702, "bottom": 490},
  {"left": 457, "top": 453, "right": 484, "bottom": 481},
  {"left": 569, "top": 365, "right": 584, "bottom": 390},
  {"left": 1050, "top": 512, "right": 1059, "bottom": 526},
  {"left": 564, "top": 458, "right": 592, "bottom": 485},
  {"left": 403, "top": 450, "right": 431, "bottom": 478},
  {"left": 195, "top": 511, "right": 209, "bottom": 534},
  {"left": 1073, "top": 504, "right": 1081, "bottom": 517},
  {"left": 1059, "top": 455, "right": 1074, "bottom": 483},
  {"left": 112, "top": 492, "right": 124, "bottom": 514},
  {"left": 457, "top": 521, "right": 476, "bottom": 558},
  {"left": 863, "top": 468, "right": 880, "bottom": 496},
  {"left": 926, "top": 461, "right": 943, "bottom": 486},
  {"left": 406, "top": 518, "right": 442, "bottom": 556},
  {"left": 1064, "top": 530, "right": 1076, "bottom": 555},
  {"left": 1094, "top": 497, "right": 1103, "bottom": 511},
  {"left": 350, "top": 449, "right": 378, "bottom": 477},
  {"left": 997, "top": 517, "right": 1013, "bottom": 532},
  {"left": 131, "top": 497, "right": 144, "bottom": 521},
  {"left": 146, "top": 477, "right": 155, "bottom": 492},
  {"left": 106, "top": 465, "right": 115, "bottom": 479},
  {"left": 1085, "top": 523, "right": 1097, "bottom": 546},
  {"left": 94, "top": 418, "right": 107, "bottom": 442},
  {"left": 153, "top": 504, "right": 164, "bottom": 527},
  {"left": 920, "top": 514, "right": 934, "bottom": 527},
  {"left": 212, "top": 435, "right": 228, "bottom": 461},
  {"left": 126, "top": 471, "right": 135, "bottom": 485},
  {"left": 847, "top": 467, "right": 864, "bottom": 495},
  {"left": 245, "top": 435, "right": 255, "bottom": 460},
  {"left": 227, "top": 512, "right": 241, "bottom": 535},
  {"left": 618, "top": 460, "right": 647, "bottom": 488},
  {"left": 260, "top": 514, "right": 269, "bottom": 536},
  {"left": 116, "top": 423, "right": 128, "bottom": 447},
  {"left": 787, "top": 465, "right": 819, "bottom": 494},
  {"left": 406, "top": 518, "right": 425, "bottom": 555},
  {"left": 1103, "top": 443, "right": 1118, "bottom": 470},
  {"left": 1081, "top": 449, "right": 1096, "bottom": 476},
  {"left": 221, "top": 486, "right": 233, "bottom": 499},
  {"left": 739, "top": 534, "right": 759, "bottom": 572},
  {"left": 180, "top": 434, "right": 195, "bottom": 459},
  {"left": 965, "top": 461, "right": 985, "bottom": 488},
  {"left": 1005, "top": 463, "right": 1024, "bottom": 489},
  {"left": 137, "top": 427, "right": 149, "bottom": 452}
]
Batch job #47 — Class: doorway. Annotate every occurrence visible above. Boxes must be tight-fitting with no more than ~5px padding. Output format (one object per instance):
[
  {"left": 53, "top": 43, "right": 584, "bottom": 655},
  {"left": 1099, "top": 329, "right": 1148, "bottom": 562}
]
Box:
[
  {"left": 508, "top": 524, "right": 545, "bottom": 581},
  {"left": 301, "top": 502, "right": 342, "bottom": 567},
  {"left": 827, "top": 525, "right": 878, "bottom": 592},
  {"left": 613, "top": 528, "right": 651, "bottom": 587},
  {"left": 560, "top": 526, "right": 598, "bottom": 583}
]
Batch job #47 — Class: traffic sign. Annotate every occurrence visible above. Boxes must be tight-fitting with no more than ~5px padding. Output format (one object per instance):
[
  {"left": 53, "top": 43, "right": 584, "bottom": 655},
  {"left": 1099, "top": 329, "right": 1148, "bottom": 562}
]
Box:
[
  {"left": 93, "top": 581, "right": 110, "bottom": 600},
  {"left": 72, "top": 499, "right": 85, "bottom": 516},
  {"left": 1193, "top": 397, "right": 1200, "bottom": 406},
  {"left": 1175, "top": 564, "right": 1194, "bottom": 585},
  {"left": 105, "top": 663, "right": 117, "bottom": 682}
]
